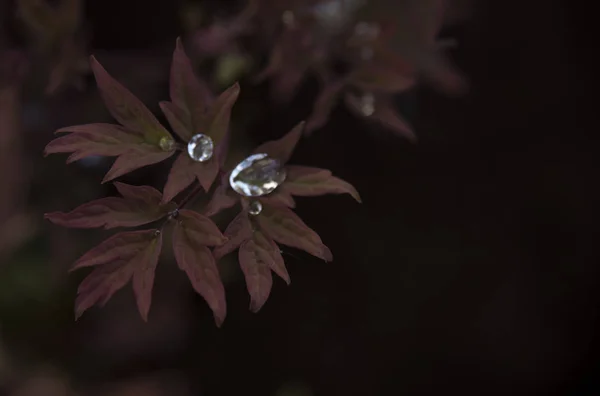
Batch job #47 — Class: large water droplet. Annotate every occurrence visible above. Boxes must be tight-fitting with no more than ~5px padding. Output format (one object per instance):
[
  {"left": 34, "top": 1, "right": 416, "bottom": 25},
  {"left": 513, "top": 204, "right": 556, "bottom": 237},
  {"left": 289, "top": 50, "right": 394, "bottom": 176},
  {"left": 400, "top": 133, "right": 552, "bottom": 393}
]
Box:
[
  {"left": 229, "top": 153, "right": 287, "bottom": 197},
  {"left": 248, "top": 200, "right": 263, "bottom": 216},
  {"left": 360, "top": 93, "right": 375, "bottom": 116},
  {"left": 187, "top": 134, "right": 214, "bottom": 162}
]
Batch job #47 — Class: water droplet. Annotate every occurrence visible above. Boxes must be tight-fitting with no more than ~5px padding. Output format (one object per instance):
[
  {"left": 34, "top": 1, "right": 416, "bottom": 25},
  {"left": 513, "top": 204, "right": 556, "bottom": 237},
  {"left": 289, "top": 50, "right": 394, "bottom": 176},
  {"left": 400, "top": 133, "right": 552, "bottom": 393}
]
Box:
[
  {"left": 168, "top": 209, "right": 179, "bottom": 219},
  {"left": 282, "top": 10, "right": 295, "bottom": 27},
  {"left": 153, "top": 230, "right": 161, "bottom": 237},
  {"left": 187, "top": 134, "right": 214, "bottom": 162},
  {"left": 360, "top": 93, "right": 375, "bottom": 116},
  {"left": 248, "top": 200, "right": 263, "bottom": 216},
  {"left": 229, "top": 153, "right": 287, "bottom": 197},
  {"left": 159, "top": 137, "right": 175, "bottom": 151}
]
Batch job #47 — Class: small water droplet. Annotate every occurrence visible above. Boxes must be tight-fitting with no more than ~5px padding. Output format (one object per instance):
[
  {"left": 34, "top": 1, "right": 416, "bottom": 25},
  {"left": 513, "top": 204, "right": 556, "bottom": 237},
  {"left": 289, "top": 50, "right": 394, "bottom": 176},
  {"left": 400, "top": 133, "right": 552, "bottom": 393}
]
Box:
[
  {"left": 187, "top": 134, "right": 214, "bottom": 162},
  {"left": 229, "top": 153, "right": 287, "bottom": 197},
  {"left": 282, "top": 10, "right": 295, "bottom": 27},
  {"left": 153, "top": 230, "right": 161, "bottom": 237},
  {"left": 248, "top": 200, "right": 263, "bottom": 216},
  {"left": 159, "top": 137, "right": 175, "bottom": 151},
  {"left": 168, "top": 209, "right": 179, "bottom": 219},
  {"left": 360, "top": 93, "right": 375, "bottom": 116}
]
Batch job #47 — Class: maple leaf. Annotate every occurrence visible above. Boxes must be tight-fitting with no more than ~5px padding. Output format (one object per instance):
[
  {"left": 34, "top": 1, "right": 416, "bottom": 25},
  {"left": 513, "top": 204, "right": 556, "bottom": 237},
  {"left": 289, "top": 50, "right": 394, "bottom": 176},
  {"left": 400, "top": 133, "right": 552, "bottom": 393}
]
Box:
[
  {"left": 172, "top": 209, "right": 228, "bottom": 326},
  {"left": 44, "top": 183, "right": 176, "bottom": 229},
  {"left": 208, "top": 121, "right": 359, "bottom": 312},
  {"left": 160, "top": 38, "right": 240, "bottom": 203},
  {"left": 73, "top": 229, "right": 163, "bottom": 321},
  {"left": 44, "top": 56, "right": 177, "bottom": 182}
]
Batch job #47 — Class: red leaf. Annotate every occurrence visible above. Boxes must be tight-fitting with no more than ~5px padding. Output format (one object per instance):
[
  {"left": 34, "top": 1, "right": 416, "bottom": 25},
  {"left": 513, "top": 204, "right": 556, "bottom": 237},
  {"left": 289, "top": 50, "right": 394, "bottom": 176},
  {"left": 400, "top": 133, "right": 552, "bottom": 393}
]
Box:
[
  {"left": 177, "top": 209, "right": 227, "bottom": 246},
  {"left": 90, "top": 56, "right": 173, "bottom": 144},
  {"left": 256, "top": 205, "right": 332, "bottom": 262},
  {"left": 259, "top": 190, "right": 296, "bottom": 208},
  {"left": 168, "top": 37, "right": 213, "bottom": 138},
  {"left": 162, "top": 152, "right": 219, "bottom": 203},
  {"left": 281, "top": 166, "right": 361, "bottom": 202},
  {"left": 45, "top": 185, "right": 174, "bottom": 229},
  {"left": 44, "top": 125, "right": 143, "bottom": 163},
  {"left": 173, "top": 212, "right": 227, "bottom": 326},
  {"left": 203, "top": 174, "right": 239, "bottom": 217},
  {"left": 213, "top": 211, "right": 252, "bottom": 260},
  {"left": 160, "top": 101, "right": 194, "bottom": 142},
  {"left": 71, "top": 229, "right": 160, "bottom": 270},
  {"left": 102, "top": 146, "right": 175, "bottom": 183},
  {"left": 253, "top": 229, "right": 289, "bottom": 285},
  {"left": 253, "top": 121, "right": 305, "bottom": 164},
  {"left": 113, "top": 182, "right": 163, "bottom": 205},
  {"left": 239, "top": 239, "right": 273, "bottom": 312},
  {"left": 204, "top": 82, "right": 240, "bottom": 146},
  {"left": 132, "top": 233, "right": 163, "bottom": 321},
  {"left": 344, "top": 93, "right": 416, "bottom": 142},
  {"left": 73, "top": 229, "right": 162, "bottom": 320}
]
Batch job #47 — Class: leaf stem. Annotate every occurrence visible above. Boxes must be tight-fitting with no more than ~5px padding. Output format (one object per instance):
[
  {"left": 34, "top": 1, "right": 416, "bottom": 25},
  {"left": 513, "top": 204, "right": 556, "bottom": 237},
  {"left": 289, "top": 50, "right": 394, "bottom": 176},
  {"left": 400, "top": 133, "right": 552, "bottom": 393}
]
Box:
[{"left": 177, "top": 182, "right": 204, "bottom": 209}]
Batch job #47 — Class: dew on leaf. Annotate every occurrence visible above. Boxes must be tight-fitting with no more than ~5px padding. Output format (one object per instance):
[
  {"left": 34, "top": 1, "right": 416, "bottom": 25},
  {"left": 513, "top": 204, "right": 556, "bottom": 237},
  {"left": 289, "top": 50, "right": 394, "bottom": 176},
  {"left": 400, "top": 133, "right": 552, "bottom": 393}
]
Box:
[
  {"left": 229, "top": 153, "right": 287, "bottom": 197},
  {"left": 187, "top": 133, "right": 214, "bottom": 162},
  {"left": 248, "top": 200, "right": 263, "bottom": 216},
  {"left": 159, "top": 137, "right": 176, "bottom": 151}
]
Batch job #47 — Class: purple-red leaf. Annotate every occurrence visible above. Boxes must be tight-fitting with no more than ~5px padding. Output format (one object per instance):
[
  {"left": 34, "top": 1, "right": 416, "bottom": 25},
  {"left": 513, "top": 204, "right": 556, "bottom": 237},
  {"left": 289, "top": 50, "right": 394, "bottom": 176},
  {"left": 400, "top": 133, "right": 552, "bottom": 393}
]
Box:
[
  {"left": 349, "top": 62, "right": 416, "bottom": 94},
  {"left": 253, "top": 121, "right": 305, "bottom": 164},
  {"left": 71, "top": 229, "right": 160, "bottom": 270},
  {"left": 168, "top": 37, "right": 213, "bottom": 138},
  {"left": 162, "top": 153, "right": 219, "bottom": 203},
  {"left": 344, "top": 93, "right": 416, "bottom": 142},
  {"left": 257, "top": 205, "right": 332, "bottom": 262},
  {"left": 45, "top": 184, "right": 174, "bottom": 229},
  {"left": 90, "top": 56, "right": 173, "bottom": 144},
  {"left": 282, "top": 166, "right": 361, "bottom": 202},
  {"left": 173, "top": 211, "right": 227, "bottom": 326},
  {"left": 177, "top": 209, "right": 227, "bottom": 246},
  {"left": 160, "top": 101, "right": 194, "bottom": 142},
  {"left": 102, "top": 147, "right": 175, "bottom": 183},
  {"left": 213, "top": 211, "right": 252, "bottom": 260},
  {"left": 204, "top": 82, "right": 240, "bottom": 146},
  {"left": 259, "top": 190, "right": 296, "bottom": 208},
  {"left": 203, "top": 173, "right": 239, "bottom": 217},
  {"left": 239, "top": 239, "right": 273, "bottom": 312},
  {"left": 253, "top": 229, "right": 289, "bottom": 285},
  {"left": 73, "top": 229, "right": 163, "bottom": 320}
]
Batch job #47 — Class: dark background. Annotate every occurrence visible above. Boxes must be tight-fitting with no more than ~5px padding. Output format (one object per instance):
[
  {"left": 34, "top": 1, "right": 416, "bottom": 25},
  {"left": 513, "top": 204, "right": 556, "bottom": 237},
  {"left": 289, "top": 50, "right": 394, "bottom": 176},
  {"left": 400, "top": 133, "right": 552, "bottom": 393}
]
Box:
[{"left": 1, "top": 0, "right": 598, "bottom": 395}]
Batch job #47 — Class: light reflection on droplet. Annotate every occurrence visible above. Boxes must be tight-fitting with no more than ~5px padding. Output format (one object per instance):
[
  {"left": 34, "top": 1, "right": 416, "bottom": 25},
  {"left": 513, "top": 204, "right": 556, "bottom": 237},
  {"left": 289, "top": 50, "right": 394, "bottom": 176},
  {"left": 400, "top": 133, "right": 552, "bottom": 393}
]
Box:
[
  {"left": 187, "top": 133, "right": 214, "bottom": 162},
  {"left": 159, "top": 137, "right": 176, "bottom": 151},
  {"left": 229, "top": 153, "right": 287, "bottom": 197},
  {"left": 248, "top": 200, "right": 263, "bottom": 216}
]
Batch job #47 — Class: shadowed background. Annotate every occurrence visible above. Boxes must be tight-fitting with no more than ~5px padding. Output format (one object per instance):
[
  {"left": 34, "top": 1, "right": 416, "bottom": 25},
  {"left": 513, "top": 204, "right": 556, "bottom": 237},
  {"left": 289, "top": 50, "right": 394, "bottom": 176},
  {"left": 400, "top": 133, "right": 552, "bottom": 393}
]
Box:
[{"left": 0, "top": 0, "right": 598, "bottom": 395}]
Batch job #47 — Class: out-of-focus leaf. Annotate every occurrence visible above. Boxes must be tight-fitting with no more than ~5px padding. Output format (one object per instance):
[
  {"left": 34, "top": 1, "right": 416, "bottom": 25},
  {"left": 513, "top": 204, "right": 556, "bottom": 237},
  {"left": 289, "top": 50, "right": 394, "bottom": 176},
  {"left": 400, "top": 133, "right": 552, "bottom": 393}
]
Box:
[
  {"left": 162, "top": 153, "right": 219, "bottom": 203},
  {"left": 253, "top": 121, "right": 305, "bottom": 163},
  {"left": 306, "top": 80, "right": 345, "bottom": 134},
  {"left": 349, "top": 63, "right": 416, "bottom": 94},
  {"left": 239, "top": 239, "right": 273, "bottom": 312},
  {"left": 282, "top": 165, "right": 361, "bottom": 202},
  {"left": 344, "top": 93, "right": 416, "bottom": 142},
  {"left": 73, "top": 229, "right": 163, "bottom": 320},
  {"left": 45, "top": 183, "right": 174, "bottom": 229},
  {"left": 257, "top": 205, "right": 332, "bottom": 261},
  {"left": 213, "top": 211, "right": 252, "bottom": 260},
  {"left": 90, "top": 56, "right": 173, "bottom": 144},
  {"left": 173, "top": 209, "right": 227, "bottom": 326}
]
